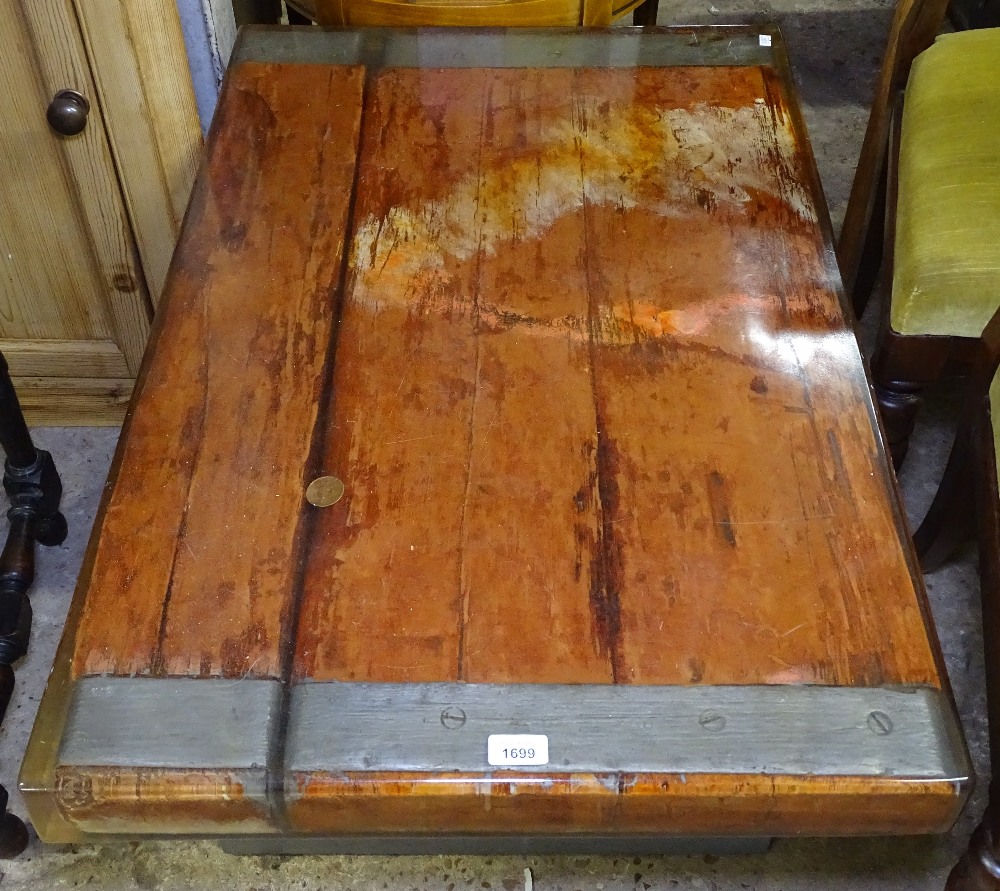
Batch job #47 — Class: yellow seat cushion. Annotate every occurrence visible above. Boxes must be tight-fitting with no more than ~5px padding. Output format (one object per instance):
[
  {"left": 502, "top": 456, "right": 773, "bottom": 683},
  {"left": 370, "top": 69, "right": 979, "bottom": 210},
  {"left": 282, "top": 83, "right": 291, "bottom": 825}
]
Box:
[{"left": 891, "top": 28, "right": 1000, "bottom": 338}]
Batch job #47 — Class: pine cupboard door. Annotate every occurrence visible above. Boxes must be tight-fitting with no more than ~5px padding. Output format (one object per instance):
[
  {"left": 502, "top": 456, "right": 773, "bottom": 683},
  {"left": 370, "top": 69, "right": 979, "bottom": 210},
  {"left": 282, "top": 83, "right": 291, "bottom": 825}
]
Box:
[{"left": 1, "top": 0, "right": 152, "bottom": 424}]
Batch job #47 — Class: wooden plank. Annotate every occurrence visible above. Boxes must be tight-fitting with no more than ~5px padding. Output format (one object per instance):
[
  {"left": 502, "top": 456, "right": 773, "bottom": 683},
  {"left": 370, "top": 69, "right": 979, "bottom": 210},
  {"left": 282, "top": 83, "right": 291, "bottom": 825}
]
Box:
[
  {"left": 285, "top": 60, "right": 954, "bottom": 837},
  {"left": 296, "top": 64, "right": 940, "bottom": 691},
  {"left": 294, "top": 68, "right": 488, "bottom": 684},
  {"left": 71, "top": 0, "right": 203, "bottom": 304},
  {"left": 287, "top": 772, "right": 962, "bottom": 837},
  {"left": 70, "top": 62, "right": 365, "bottom": 679},
  {"left": 53, "top": 766, "right": 273, "bottom": 834},
  {"left": 294, "top": 69, "right": 620, "bottom": 686},
  {"left": 570, "top": 65, "right": 938, "bottom": 688},
  {"left": 456, "top": 69, "right": 611, "bottom": 684}
]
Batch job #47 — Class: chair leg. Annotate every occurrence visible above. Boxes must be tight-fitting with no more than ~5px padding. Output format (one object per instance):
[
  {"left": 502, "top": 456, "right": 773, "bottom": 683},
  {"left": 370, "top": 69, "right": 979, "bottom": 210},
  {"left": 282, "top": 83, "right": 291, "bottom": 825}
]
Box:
[
  {"left": 849, "top": 160, "right": 888, "bottom": 319},
  {"left": 947, "top": 408, "right": 1000, "bottom": 889},
  {"left": 286, "top": 5, "right": 313, "bottom": 24},
  {"left": 870, "top": 328, "right": 949, "bottom": 471},
  {"left": 874, "top": 377, "right": 925, "bottom": 469},
  {"left": 950, "top": 543, "right": 1000, "bottom": 890},
  {"left": 632, "top": 0, "right": 659, "bottom": 26},
  {"left": 913, "top": 421, "right": 976, "bottom": 571},
  {"left": 0, "top": 353, "right": 66, "bottom": 859}
]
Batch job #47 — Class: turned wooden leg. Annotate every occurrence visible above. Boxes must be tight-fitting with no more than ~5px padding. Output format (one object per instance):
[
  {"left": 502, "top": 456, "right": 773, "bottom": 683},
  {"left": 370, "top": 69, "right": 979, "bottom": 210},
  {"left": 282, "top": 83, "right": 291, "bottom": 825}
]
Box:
[
  {"left": 0, "top": 352, "right": 66, "bottom": 859},
  {"left": 874, "top": 378, "right": 924, "bottom": 469},
  {"left": 632, "top": 0, "right": 659, "bottom": 26},
  {"left": 0, "top": 354, "right": 67, "bottom": 666},
  {"left": 914, "top": 419, "right": 977, "bottom": 570},
  {"left": 869, "top": 322, "right": 950, "bottom": 472},
  {"left": 0, "top": 350, "right": 68, "bottom": 659}
]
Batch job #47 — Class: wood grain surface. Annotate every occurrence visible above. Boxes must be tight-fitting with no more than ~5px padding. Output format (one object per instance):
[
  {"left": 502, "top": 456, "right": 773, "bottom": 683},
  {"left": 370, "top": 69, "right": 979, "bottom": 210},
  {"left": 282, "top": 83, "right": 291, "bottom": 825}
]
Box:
[
  {"left": 53, "top": 767, "right": 273, "bottom": 835},
  {"left": 0, "top": 0, "right": 160, "bottom": 425},
  {"left": 293, "top": 63, "right": 938, "bottom": 691},
  {"left": 72, "top": 0, "right": 204, "bottom": 304},
  {"left": 286, "top": 772, "right": 962, "bottom": 837},
  {"left": 71, "top": 62, "right": 365, "bottom": 679},
  {"left": 1, "top": 0, "right": 152, "bottom": 378},
  {"left": 50, "top": 39, "right": 963, "bottom": 839}
]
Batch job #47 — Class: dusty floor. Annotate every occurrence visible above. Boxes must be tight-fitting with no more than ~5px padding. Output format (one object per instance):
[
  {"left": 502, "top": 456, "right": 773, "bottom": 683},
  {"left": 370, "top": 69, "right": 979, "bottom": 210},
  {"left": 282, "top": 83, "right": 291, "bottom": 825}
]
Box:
[{"left": 0, "top": 1, "right": 987, "bottom": 888}]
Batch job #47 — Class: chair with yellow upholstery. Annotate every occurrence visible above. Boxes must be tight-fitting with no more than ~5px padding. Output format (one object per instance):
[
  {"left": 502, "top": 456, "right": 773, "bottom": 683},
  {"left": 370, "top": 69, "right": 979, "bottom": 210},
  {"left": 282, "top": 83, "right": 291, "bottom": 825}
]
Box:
[
  {"left": 840, "top": 0, "right": 1000, "bottom": 467},
  {"left": 285, "top": 0, "right": 658, "bottom": 26}
]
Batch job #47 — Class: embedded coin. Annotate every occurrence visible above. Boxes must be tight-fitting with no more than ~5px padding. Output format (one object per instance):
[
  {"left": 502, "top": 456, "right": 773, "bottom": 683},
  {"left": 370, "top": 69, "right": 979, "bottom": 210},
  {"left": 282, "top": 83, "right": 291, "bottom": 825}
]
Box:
[{"left": 306, "top": 475, "right": 345, "bottom": 507}]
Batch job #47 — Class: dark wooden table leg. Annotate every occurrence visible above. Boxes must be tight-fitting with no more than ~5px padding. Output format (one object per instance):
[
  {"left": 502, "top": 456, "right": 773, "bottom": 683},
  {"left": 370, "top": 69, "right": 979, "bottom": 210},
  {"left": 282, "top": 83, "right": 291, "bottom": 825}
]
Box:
[
  {"left": 0, "top": 665, "right": 27, "bottom": 858},
  {"left": 232, "top": 0, "right": 283, "bottom": 25},
  {"left": 947, "top": 407, "right": 1000, "bottom": 891},
  {"left": 950, "top": 0, "right": 1000, "bottom": 29},
  {"left": 286, "top": 3, "right": 314, "bottom": 24},
  {"left": 0, "top": 352, "right": 66, "bottom": 858},
  {"left": 632, "top": 0, "right": 659, "bottom": 26}
]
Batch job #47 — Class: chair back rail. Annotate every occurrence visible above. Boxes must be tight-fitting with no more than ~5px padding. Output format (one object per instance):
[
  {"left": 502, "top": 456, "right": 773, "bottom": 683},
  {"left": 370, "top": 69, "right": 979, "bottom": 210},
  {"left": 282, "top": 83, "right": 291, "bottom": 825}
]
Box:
[{"left": 838, "top": 0, "right": 950, "bottom": 310}]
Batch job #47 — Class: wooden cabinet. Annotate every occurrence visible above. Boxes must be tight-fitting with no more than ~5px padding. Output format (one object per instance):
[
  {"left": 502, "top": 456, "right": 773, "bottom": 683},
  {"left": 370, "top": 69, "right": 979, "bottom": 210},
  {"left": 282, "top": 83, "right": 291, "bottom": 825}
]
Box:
[{"left": 0, "top": 0, "right": 201, "bottom": 424}]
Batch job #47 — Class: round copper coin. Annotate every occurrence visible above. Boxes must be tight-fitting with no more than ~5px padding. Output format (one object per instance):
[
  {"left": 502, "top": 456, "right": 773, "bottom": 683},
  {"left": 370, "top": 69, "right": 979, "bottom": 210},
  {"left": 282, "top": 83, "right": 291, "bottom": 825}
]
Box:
[{"left": 306, "top": 475, "right": 345, "bottom": 507}]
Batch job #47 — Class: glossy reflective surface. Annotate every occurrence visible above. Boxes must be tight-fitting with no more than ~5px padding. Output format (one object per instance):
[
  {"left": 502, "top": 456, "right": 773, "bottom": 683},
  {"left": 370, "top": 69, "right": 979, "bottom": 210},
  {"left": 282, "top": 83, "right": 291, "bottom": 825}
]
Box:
[{"left": 23, "top": 27, "right": 968, "bottom": 845}]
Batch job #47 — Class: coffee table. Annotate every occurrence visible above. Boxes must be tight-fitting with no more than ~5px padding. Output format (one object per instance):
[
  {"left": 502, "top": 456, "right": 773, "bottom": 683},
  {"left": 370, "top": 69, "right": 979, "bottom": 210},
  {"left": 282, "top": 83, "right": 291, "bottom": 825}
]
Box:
[{"left": 21, "top": 26, "right": 970, "bottom": 853}]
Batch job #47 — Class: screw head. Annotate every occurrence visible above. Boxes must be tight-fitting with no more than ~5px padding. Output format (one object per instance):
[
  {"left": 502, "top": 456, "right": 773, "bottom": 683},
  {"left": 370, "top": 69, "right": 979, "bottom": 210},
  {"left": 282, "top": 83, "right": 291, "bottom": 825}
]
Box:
[
  {"left": 867, "top": 710, "right": 893, "bottom": 735},
  {"left": 698, "top": 710, "right": 726, "bottom": 733},
  {"left": 440, "top": 706, "right": 467, "bottom": 730}
]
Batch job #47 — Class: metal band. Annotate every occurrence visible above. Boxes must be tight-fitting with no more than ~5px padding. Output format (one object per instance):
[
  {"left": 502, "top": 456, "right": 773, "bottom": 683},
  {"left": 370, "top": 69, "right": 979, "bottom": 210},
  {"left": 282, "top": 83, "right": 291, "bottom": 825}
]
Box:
[
  {"left": 232, "top": 27, "right": 777, "bottom": 71},
  {"left": 59, "top": 677, "right": 282, "bottom": 769},
  {"left": 57, "top": 678, "right": 968, "bottom": 784},
  {"left": 286, "top": 682, "right": 968, "bottom": 780}
]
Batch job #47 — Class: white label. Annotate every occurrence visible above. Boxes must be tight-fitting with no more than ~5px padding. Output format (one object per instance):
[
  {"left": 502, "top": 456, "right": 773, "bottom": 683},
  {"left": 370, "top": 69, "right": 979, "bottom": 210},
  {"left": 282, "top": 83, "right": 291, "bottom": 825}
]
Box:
[
  {"left": 759, "top": 34, "right": 773, "bottom": 47},
  {"left": 487, "top": 734, "right": 549, "bottom": 766}
]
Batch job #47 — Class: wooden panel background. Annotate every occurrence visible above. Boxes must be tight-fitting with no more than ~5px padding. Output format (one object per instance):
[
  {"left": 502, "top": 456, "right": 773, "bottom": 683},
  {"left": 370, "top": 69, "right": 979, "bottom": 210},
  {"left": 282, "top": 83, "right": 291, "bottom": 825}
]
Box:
[
  {"left": 1, "top": 0, "right": 152, "bottom": 426},
  {"left": 2, "top": 0, "right": 203, "bottom": 423},
  {"left": 72, "top": 0, "right": 204, "bottom": 305}
]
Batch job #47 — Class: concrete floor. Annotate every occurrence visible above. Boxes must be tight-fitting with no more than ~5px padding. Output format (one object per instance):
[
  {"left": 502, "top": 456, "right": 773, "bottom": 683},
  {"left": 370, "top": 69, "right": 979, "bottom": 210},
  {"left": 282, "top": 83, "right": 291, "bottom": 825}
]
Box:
[{"left": 0, "top": 1, "right": 987, "bottom": 888}]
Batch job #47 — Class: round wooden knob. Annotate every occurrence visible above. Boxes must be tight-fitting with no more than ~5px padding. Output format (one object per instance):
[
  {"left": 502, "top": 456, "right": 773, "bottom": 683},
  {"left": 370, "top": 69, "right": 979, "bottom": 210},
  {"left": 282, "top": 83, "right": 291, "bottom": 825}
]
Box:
[{"left": 46, "top": 89, "right": 90, "bottom": 137}]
